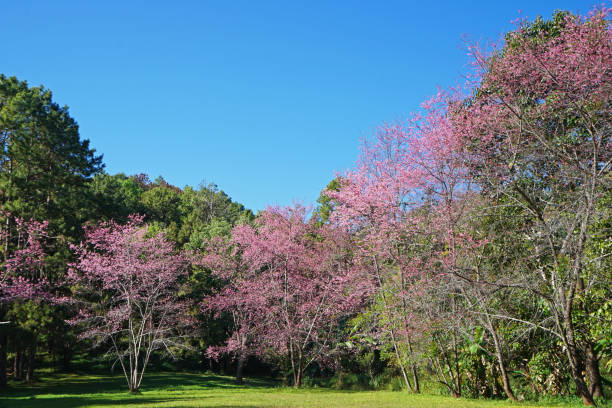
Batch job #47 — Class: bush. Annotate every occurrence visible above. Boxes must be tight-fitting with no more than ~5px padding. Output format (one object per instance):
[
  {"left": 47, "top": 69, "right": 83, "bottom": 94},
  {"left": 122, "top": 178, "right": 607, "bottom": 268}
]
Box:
[{"left": 332, "top": 372, "right": 371, "bottom": 390}]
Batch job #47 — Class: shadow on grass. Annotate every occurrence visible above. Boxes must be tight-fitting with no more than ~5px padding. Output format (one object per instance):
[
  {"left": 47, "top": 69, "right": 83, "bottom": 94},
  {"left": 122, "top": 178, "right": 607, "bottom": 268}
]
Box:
[
  {"left": 0, "top": 396, "right": 188, "bottom": 408},
  {"left": 1, "top": 372, "right": 277, "bottom": 407},
  {"left": 0, "top": 394, "right": 265, "bottom": 408}
]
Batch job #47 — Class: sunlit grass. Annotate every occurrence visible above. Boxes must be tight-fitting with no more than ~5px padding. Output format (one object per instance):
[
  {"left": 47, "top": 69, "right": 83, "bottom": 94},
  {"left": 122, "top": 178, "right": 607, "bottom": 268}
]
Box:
[{"left": 1, "top": 372, "right": 609, "bottom": 408}]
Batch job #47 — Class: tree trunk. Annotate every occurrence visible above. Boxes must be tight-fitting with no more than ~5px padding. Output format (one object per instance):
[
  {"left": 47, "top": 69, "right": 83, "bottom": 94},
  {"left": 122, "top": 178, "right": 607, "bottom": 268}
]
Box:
[
  {"left": 13, "top": 350, "right": 18, "bottom": 379},
  {"left": 62, "top": 346, "right": 73, "bottom": 372},
  {"left": 394, "top": 343, "right": 413, "bottom": 391},
  {"left": 407, "top": 337, "right": 419, "bottom": 393},
  {"left": 294, "top": 357, "right": 303, "bottom": 388},
  {"left": 372, "top": 256, "right": 412, "bottom": 392},
  {"left": 497, "top": 355, "right": 517, "bottom": 402},
  {"left": 564, "top": 317, "right": 595, "bottom": 406},
  {"left": 25, "top": 342, "right": 35, "bottom": 383},
  {"left": 235, "top": 352, "right": 246, "bottom": 384},
  {"left": 585, "top": 342, "right": 603, "bottom": 400},
  {"left": 411, "top": 364, "right": 420, "bottom": 393},
  {"left": 130, "top": 367, "right": 139, "bottom": 392},
  {"left": 452, "top": 330, "right": 462, "bottom": 398},
  {"left": 0, "top": 331, "right": 7, "bottom": 387},
  {"left": 14, "top": 348, "right": 24, "bottom": 380},
  {"left": 569, "top": 359, "right": 595, "bottom": 406},
  {"left": 490, "top": 329, "right": 518, "bottom": 401},
  {"left": 492, "top": 363, "right": 504, "bottom": 397}
]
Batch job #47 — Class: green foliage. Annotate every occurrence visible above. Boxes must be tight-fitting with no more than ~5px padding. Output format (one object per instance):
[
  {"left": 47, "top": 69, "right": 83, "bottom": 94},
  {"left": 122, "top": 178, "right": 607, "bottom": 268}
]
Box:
[
  {"left": 0, "top": 75, "right": 103, "bottom": 240},
  {"left": 505, "top": 10, "right": 571, "bottom": 48},
  {"left": 314, "top": 178, "right": 342, "bottom": 226},
  {"left": 141, "top": 186, "right": 182, "bottom": 226},
  {"left": 526, "top": 351, "right": 571, "bottom": 397},
  {"left": 178, "top": 182, "right": 254, "bottom": 249},
  {"left": 88, "top": 173, "right": 144, "bottom": 222}
]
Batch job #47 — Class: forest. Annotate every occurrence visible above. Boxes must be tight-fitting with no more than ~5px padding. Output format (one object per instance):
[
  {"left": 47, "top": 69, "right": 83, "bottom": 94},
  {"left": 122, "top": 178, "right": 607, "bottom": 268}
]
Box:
[{"left": 0, "top": 7, "right": 610, "bottom": 408}]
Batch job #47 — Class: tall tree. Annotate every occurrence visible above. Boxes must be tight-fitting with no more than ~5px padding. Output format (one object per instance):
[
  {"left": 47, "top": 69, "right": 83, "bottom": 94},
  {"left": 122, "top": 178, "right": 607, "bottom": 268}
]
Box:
[
  {"left": 0, "top": 75, "right": 103, "bottom": 238},
  {"left": 0, "top": 214, "right": 50, "bottom": 386},
  {"left": 0, "top": 74, "right": 102, "bottom": 386},
  {"left": 456, "top": 9, "right": 611, "bottom": 405}
]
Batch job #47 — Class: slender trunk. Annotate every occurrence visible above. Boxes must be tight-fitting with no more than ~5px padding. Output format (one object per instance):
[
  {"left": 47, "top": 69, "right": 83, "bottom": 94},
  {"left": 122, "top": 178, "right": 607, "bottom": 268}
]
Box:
[
  {"left": 407, "top": 338, "right": 419, "bottom": 393},
  {"left": 18, "top": 349, "right": 25, "bottom": 380},
  {"left": 13, "top": 349, "right": 18, "bottom": 379},
  {"left": 234, "top": 334, "right": 247, "bottom": 384},
  {"left": 25, "top": 341, "right": 35, "bottom": 383},
  {"left": 294, "top": 353, "right": 303, "bottom": 388},
  {"left": 444, "top": 377, "right": 461, "bottom": 398},
  {"left": 496, "top": 350, "right": 517, "bottom": 401},
  {"left": 433, "top": 334, "right": 461, "bottom": 398},
  {"left": 585, "top": 342, "right": 603, "bottom": 400},
  {"left": 0, "top": 331, "right": 6, "bottom": 387},
  {"left": 451, "top": 326, "right": 461, "bottom": 397},
  {"left": 400, "top": 261, "right": 419, "bottom": 394},
  {"left": 577, "top": 276, "right": 603, "bottom": 400},
  {"left": 490, "top": 327, "right": 518, "bottom": 401},
  {"left": 62, "top": 346, "right": 73, "bottom": 372},
  {"left": 491, "top": 363, "right": 504, "bottom": 397},
  {"left": 411, "top": 364, "right": 420, "bottom": 393},
  {"left": 564, "top": 312, "right": 595, "bottom": 406},
  {"left": 372, "top": 256, "right": 412, "bottom": 392},
  {"left": 131, "top": 367, "right": 139, "bottom": 392},
  {"left": 288, "top": 342, "right": 297, "bottom": 388},
  {"left": 392, "top": 338, "right": 412, "bottom": 391},
  {"left": 14, "top": 348, "right": 23, "bottom": 380},
  {"left": 235, "top": 352, "right": 246, "bottom": 384}
]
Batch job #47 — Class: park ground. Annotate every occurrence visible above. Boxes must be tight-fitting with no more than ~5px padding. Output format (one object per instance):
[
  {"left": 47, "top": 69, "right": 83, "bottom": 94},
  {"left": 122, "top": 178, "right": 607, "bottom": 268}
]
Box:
[{"left": 0, "top": 372, "right": 610, "bottom": 408}]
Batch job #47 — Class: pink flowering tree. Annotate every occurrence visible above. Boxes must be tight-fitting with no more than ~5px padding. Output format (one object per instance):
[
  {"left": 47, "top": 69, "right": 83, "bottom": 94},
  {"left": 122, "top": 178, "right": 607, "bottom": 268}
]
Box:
[
  {"left": 67, "top": 216, "right": 191, "bottom": 392},
  {"left": 200, "top": 234, "right": 259, "bottom": 384},
  {"left": 0, "top": 213, "right": 49, "bottom": 386},
  {"left": 325, "top": 88, "right": 488, "bottom": 395},
  {"left": 0, "top": 214, "right": 49, "bottom": 312},
  {"left": 453, "top": 8, "right": 611, "bottom": 405},
  {"left": 205, "top": 205, "right": 371, "bottom": 387}
]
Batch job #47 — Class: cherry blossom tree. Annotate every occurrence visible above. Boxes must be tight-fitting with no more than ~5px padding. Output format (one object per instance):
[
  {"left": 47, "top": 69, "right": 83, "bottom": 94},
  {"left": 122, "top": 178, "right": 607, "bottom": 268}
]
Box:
[
  {"left": 324, "top": 90, "right": 489, "bottom": 395},
  {"left": 201, "top": 234, "right": 258, "bottom": 384},
  {"left": 454, "top": 8, "right": 611, "bottom": 405},
  {"left": 205, "top": 205, "right": 371, "bottom": 387},
  {"left": 0, "top": 214, "right": 49, "bottom": 310},
  {"left": 67, "top": 216, "right": 191, "bottom": 392},
  {"left": 0, "top": 213, "right": 49, "bottom": 386}
]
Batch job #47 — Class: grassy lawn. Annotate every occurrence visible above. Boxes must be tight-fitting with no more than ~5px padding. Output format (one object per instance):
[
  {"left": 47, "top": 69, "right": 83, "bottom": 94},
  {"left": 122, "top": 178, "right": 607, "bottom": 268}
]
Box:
[{"left": 0, "top": 372, "right": 608, "bottom": 408}]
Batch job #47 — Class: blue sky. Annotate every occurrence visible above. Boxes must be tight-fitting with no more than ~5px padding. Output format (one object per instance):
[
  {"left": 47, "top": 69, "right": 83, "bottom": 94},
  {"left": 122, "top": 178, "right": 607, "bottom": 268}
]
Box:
[{"left": 3, "top": 1, "right": 591, "bottom": 211}]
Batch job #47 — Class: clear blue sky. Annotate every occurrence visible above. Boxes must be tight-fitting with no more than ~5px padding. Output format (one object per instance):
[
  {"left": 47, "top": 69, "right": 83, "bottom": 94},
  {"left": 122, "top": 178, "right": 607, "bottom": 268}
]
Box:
[{"left": 3, "top": 1, "right": 590, "bottom": 211}]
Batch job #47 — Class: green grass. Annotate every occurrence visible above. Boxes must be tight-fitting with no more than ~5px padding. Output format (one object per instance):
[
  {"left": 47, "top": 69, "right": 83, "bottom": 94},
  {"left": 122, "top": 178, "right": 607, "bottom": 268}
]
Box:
[{"left": 0, "top": 372, "right": 608, "bottom": 408}]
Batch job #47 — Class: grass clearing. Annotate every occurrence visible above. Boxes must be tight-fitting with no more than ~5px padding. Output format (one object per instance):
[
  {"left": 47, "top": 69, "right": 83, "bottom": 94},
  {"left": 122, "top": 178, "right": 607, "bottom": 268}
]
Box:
[{"left": 0, "top": 372, "right": 609, "bottom": 408}]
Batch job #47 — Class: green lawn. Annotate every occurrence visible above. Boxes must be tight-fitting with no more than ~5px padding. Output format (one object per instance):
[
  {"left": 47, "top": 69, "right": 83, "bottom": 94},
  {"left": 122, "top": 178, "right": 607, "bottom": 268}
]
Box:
[{"left": 0, "top": 373, "right": 608, "bottom": 408}]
